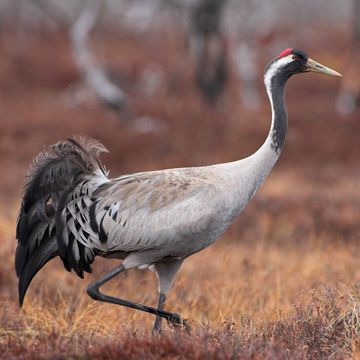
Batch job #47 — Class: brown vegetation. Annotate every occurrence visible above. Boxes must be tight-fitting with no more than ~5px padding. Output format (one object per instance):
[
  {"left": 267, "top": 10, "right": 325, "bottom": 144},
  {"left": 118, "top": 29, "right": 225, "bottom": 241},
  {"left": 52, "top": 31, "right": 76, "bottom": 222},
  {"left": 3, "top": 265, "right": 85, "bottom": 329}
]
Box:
[{"left": 0, "top": 28, "right": 360, "bottom": 359}]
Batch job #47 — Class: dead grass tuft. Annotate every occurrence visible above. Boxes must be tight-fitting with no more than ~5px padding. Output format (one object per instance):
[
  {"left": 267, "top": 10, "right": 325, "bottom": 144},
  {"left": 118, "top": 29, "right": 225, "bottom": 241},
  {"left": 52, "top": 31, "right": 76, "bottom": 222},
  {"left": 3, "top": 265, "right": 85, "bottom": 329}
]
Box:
[{"left": 0, "top": 27, "right": 360, "bottom": 359}]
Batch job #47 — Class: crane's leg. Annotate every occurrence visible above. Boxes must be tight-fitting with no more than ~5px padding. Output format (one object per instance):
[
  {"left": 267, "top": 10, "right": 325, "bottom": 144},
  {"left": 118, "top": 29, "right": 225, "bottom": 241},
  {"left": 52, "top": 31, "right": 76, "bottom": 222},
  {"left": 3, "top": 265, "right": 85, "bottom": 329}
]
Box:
[
  {"left": 86, "top": 263, "right": 188, "bottom": 332},
  {"left": 152, "top": 292, "right": 166, "bottom": 336},
  {"left": 152, "top": 258, "right": 190, "bottom": 335}
]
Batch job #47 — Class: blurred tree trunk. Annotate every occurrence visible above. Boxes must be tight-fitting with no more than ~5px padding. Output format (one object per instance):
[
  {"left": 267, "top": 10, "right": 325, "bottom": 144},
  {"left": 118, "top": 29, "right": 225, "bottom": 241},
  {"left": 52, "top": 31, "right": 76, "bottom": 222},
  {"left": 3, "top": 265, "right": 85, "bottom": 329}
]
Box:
[
  {"left": 354, "top": 0, "right": 360, "bottom": 42},
  {"left": 190, "top": 0, "right": 228, "bottom": 105},
  {"left": 336, "top": 0, "right": 360, "bottom": 115}
]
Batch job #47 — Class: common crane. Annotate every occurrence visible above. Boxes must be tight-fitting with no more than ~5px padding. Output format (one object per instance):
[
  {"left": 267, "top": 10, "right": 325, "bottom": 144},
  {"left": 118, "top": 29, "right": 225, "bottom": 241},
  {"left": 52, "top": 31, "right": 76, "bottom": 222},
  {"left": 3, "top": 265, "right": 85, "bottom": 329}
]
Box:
[{"left": 16, "top": 48, "right": 341, "bottom": 335}]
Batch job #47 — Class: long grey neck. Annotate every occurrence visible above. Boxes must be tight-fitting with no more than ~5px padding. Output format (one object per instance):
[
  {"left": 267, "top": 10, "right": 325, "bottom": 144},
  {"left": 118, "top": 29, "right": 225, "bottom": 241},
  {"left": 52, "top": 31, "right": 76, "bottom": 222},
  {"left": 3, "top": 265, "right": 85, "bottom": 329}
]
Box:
[
  {"left": 265, "top": 75, "right": 288, "bottom": 155},
  {"left": 249, "top": 71, "right": 288, "bottom": 173},
  {"left": 211, "top": 63, "right": 291, "bottom": 216},
  {"left": 219, "top": 69, "right": 289, "bottom": 187}
]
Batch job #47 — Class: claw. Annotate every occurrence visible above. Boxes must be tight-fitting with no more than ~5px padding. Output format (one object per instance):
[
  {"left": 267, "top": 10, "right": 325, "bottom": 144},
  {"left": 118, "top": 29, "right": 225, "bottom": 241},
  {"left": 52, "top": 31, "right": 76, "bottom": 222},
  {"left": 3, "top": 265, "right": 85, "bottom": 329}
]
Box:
[
  {"left": 167, "top": 313, "right": 191, "bottom": 334},
  {"left": 180, "top": 319, "right": 191, "bottom": 335}
]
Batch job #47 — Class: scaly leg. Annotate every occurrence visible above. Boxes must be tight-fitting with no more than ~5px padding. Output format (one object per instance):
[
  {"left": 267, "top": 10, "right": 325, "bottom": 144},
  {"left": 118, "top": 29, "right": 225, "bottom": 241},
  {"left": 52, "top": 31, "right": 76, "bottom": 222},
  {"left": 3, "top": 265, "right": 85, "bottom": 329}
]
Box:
[
  {"left": 153, "top": 258, "right": 191, "bottom": 334},
  {"left": 152, "top": 292, "right": 166, "bottom": 336},
  {"left": 86, "top": 264, "right": 185, "bottom": 327}
]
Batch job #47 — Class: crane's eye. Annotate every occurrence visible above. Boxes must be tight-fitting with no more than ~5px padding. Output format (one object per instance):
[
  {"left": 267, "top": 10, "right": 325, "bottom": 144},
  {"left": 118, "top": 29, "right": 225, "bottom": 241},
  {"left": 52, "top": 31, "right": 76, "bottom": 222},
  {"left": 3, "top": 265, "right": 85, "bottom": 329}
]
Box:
[{"left": 292, "top": 55, "right": 301, "bottom": 61}]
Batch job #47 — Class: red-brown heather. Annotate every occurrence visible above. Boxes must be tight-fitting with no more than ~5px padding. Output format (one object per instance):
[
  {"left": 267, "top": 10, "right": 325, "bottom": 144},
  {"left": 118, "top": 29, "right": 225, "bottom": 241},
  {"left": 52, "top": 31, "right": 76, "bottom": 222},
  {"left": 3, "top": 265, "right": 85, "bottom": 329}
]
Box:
[{"left": 0, "top": 22, "right": 360, "bottom": 360}]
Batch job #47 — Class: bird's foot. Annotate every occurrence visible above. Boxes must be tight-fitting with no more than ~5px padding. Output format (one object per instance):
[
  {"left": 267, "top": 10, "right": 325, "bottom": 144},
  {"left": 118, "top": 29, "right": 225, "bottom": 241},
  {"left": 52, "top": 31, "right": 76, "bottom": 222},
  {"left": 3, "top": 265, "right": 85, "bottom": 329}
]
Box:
[
  {"left": 152, "top": 316, "right": 163, "bottom": 336},
  {"left": 152, "top": 327, "right": 162, "bottom": 336},
  {"left": 167, "top": 313, "right": 191, "bottom": 334}
]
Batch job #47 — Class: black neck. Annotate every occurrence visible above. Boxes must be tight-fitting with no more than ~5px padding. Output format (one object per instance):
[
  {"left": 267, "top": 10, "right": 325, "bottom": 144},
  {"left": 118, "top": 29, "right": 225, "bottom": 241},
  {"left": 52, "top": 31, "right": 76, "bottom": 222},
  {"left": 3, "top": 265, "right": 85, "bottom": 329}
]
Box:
[{"left": 268, "top": 75, "right": 288, "bottom": 154}]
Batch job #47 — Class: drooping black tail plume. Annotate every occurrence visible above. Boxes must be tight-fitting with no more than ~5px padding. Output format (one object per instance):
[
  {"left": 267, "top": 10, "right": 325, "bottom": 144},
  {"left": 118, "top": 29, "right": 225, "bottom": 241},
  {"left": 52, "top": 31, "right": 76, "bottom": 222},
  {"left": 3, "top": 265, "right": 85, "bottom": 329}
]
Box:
[{"left": 15, "top": 136, "right": 108, "bottom": 306}]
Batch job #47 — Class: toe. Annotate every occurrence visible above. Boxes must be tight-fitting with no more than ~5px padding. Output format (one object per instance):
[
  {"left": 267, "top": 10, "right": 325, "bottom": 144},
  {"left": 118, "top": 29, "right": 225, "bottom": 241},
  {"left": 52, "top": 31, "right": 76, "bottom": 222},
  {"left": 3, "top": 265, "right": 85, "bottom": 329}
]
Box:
[
  {"left": 152, "top": 327, "right": 162, "bottom": 336},
  {"left": 167, "top": 314, "right": 191, "bottom": 334}
]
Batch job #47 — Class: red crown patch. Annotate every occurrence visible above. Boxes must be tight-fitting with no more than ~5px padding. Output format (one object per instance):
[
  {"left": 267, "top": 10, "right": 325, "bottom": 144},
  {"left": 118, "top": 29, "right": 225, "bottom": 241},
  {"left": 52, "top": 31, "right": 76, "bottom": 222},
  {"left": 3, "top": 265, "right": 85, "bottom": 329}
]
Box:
[{"left": 278, "top": 48, "right": 293, "bottom": 59}]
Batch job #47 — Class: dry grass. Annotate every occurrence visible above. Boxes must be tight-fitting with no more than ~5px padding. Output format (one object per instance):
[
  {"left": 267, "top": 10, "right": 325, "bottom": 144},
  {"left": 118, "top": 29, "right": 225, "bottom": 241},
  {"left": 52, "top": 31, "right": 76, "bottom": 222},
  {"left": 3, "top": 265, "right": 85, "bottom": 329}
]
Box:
[
  {"left": 2, "top": 169, "right": 360, "bottom": 359},
  {"left": 0, "top": 27, "right": 360, "bottom": 359}
]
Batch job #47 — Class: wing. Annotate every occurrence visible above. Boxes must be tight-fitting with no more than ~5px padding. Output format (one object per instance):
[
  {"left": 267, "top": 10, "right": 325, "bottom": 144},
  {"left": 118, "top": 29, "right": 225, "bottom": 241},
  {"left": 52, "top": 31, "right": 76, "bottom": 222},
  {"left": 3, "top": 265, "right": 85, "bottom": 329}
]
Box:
[{"left": 73, "top": 167, "right": 223, "bottom": 254}]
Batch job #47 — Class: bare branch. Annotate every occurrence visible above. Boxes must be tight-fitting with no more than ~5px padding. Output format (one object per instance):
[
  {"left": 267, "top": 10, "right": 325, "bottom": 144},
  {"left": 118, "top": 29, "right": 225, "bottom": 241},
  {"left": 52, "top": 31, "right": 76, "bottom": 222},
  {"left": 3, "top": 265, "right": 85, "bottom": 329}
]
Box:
[{"left": 70, "top": 0, "right": 130, "bottom": 121}]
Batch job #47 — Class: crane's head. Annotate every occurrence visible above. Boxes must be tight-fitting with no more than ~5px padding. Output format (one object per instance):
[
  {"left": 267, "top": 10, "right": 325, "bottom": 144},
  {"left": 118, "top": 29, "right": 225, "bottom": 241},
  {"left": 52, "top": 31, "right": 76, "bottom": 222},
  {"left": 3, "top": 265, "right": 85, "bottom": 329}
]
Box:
[{"left": 265, "top": 48, "right": 341, "bottom": 84}]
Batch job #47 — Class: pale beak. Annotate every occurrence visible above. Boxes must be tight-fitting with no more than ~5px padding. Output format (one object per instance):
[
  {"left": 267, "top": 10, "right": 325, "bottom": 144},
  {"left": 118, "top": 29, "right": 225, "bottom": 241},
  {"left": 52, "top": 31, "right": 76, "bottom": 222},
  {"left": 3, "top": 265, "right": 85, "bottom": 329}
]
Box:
[{"left": 306, "top": 58, "right": 342, "bottom": 77}]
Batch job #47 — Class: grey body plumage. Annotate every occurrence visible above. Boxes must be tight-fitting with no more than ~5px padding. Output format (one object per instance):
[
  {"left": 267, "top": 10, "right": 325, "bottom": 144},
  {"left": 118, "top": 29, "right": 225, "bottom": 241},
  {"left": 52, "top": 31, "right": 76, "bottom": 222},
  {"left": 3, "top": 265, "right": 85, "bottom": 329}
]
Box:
[{"left": 15, "top": 49, "right": 341, "bottom": 334}]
